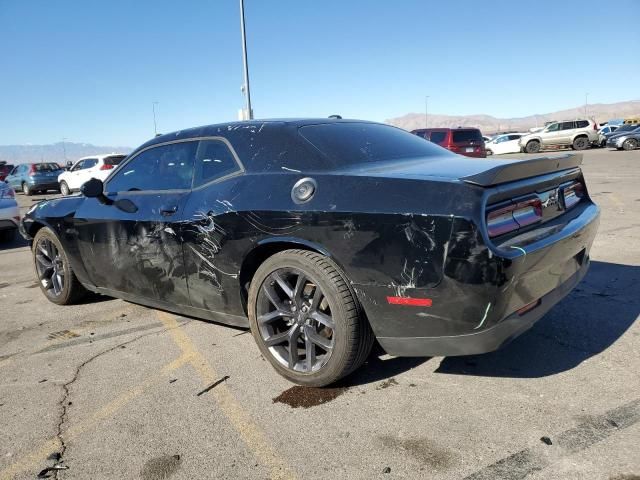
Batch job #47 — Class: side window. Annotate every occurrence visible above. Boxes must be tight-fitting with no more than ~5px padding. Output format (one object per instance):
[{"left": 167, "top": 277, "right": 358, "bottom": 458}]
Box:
[
  {"left": 84, "top": 159, "right": 98, "bottom": 169},
  {"left": 575, "top": 120, "right": 589, "bottom": 128},
  {"left": 71, "top": 160, "right": 85, "bottom": 171},
  {"left": 508, "top": 135, "right": 521, "bottom": 141},
  {"left": 560, "top": 121, "right": 576, "bottom": 130},
  {"left": 429, "top": 131, "right": 447, "bottom": 145},
  {"left": 546, "top": 123, "right": 559, "bottom": 132},
  {"left": 193, "top": 140, "right": 242, "bottom": 187},
  {"left": 106, "top": 141, "right": 197, "bottom": 193}
]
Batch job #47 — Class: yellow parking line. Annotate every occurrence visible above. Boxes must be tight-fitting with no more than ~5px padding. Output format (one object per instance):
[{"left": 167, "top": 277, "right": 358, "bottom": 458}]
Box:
[
  {"left": 0, "top": 354, "right": 190, "bottom": 480},
  {"left": 155, "top": 311, "right": 296, "bottom": 480}
]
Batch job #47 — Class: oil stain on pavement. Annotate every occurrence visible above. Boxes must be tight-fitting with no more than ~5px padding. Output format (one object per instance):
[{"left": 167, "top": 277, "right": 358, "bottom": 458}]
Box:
[
  {"left": 273, "top": 386, "right": 347, "bottom": 408},
  {"left": 140, "top": 454, "right": 182, "bottom": 480},
  {"left": 379, "top": 435, "right": 454, "bottom": 469}
]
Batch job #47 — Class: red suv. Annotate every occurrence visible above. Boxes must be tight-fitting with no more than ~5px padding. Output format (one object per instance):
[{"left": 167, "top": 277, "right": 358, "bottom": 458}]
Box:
[{"left": 411, "top": 128, "right": 486, "bottom": 158}]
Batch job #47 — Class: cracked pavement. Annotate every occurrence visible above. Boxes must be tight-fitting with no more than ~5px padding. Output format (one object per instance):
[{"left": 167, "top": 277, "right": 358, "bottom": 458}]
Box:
[{"left": 0, "top": 148, "right": 639, "bottom": 480}]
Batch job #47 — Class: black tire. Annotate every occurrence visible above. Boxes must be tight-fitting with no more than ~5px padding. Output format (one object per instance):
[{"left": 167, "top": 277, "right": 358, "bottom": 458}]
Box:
[
  {"left": 486, "top": 149, "right": 493, "bottom": 156},
  {"left": 248, "top": 249, "right": 374, "bottom": 387},
  {"left": 60, "top": 181, "right": 70, "bottom": 196},
  {"left": 0, "top": 229, "right": 16, "bottom": 243},
  {"left": 22, "top": 182, "right": 32, "bottom": 196},
  {"left": 32, "top": 227, "right": 87, "bottom": 305},
  {"left": 622, "top": 138, "right": 638, "bottom": 151},
  {"left": 572, "top": 136, "right": 589, "bottom": 150},
  {"left": 525, "top": 140, "right": 540, "bottom": 154}
]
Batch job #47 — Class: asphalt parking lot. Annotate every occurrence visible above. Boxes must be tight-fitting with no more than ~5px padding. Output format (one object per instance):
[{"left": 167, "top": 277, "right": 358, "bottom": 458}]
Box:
[{"left": 1, "top": 148, "right": 639, "bottom": 480}]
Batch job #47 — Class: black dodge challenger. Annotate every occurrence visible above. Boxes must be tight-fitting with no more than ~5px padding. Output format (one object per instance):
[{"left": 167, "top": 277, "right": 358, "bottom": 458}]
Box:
[{"left": 21, "top": 119, "right": 600, "bottom": 386}]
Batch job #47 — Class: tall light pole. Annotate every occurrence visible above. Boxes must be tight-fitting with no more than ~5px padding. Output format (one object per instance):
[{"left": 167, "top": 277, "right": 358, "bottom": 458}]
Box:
[
  {"left": 425, "top": 95, "right": 430, "bottom": 128},
  {"left": 239, "top": 0, "right": 253, "bottom": 120},
  {"left": 584, "top": 93, "right": 589, "bottom": 118},
  {"left": 152, "top": 101, "right": 159, "bottom": 136},
  {"left": 61, "top": 137, "right": 67, "bottom": 163}
]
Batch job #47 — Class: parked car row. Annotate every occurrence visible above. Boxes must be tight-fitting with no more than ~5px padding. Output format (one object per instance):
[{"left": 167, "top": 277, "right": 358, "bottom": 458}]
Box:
[{"left": 410, "top": 116, "right": 640, "bottom": 157}]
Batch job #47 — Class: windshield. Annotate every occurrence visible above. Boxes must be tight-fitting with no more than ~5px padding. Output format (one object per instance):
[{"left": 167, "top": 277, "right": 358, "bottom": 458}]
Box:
[
  {"left": 299, "top": 123, "right": 448, "bottom": 169},
  {"left": 33, "top": 163, "right": 62, "bottom": 172},
  {"left": 104, "top": 155, "right": 126, "bottom": 166}
]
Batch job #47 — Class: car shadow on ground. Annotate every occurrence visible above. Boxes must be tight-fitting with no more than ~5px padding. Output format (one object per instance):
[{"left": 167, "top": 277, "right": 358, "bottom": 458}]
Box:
[
  {"left": 436, "top": 260, "right": 639, "bottom": 378},
  {"left": 0, "top": 233, "right": 29, "bottom": 251}
]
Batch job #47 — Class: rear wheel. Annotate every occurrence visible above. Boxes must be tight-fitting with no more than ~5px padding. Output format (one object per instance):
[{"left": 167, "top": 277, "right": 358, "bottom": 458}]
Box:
[
  {"left": 572, "top": 136, "right": 589, "bottom": 150},
  {"left": 22, "top": 182, "right": 32, "bottom": 196},
  {"left": 525, "top": 140, "right": 540, "bottom": 154},
  {"left": 486, "top": 149, "right": 493, "bottom": 156},
  {"left": 32, "top": 227, "right": 87, "bottom": 305},
  {"left": 248, "top": 249, "right": 373, "bottom": 387},
  {"left": 622, "top": 138, "right": 638, "bottom": 151},
  {"left": 60, "top": 181, "right": 70, "bottom": 196}
]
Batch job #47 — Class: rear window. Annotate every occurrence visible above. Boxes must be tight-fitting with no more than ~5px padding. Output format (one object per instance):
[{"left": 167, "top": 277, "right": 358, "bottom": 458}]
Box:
[
  {"left": 451, "top": 129, "right": 483, "bottom": 143},
  {"left": 299, "top": 123, "right": 446, "bottom": 168},
  {"left": 33, "top": 163, "right": 61, "bottom": 172},
  {"left": 429, "top": 131, "right": 447, "bottom": 145},
  {"left": 104, "top": 155, "right": 126, "bottom": 166}
]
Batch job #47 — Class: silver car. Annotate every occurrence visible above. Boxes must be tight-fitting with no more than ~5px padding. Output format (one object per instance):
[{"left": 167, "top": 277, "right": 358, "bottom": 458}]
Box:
[
  {"left": 518, "top": 119, "right": 599, "bottom": 153},
  {"left": 0, "top": 182, "right": 20, "bottom": 242}
]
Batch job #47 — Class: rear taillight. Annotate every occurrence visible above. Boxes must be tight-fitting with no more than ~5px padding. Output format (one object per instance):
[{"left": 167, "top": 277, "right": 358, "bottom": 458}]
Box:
[
  {"left": 28, "top": 165, "right": 36, "bottom": 175},
  {"left": 593, "top": 123, "right": 597, "bottom": 130},
  {"left": 100, "top": 164, "right": 114, "bottom": 170},
  {"left": 563, "top": 182, "right": 584, "bottom": 209},
  {"left": 487, "top": 198, "right": 542, "bottom": 238}
]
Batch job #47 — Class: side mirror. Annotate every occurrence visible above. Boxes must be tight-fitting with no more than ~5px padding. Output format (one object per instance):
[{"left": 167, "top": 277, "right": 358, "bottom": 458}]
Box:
[
  {"left": 81, "top": 178, "right": 104, "bottom": 198},
  {"left": 81, "top": 178, "right": 114, "bottom": 206}
]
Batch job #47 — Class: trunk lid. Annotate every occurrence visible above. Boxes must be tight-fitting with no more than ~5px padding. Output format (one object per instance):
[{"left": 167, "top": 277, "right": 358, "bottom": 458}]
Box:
[{"left": 343, "top": 153, "right": 583, "bottom": 186}]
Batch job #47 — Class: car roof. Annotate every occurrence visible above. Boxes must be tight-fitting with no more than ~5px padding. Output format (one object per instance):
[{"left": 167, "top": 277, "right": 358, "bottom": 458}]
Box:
[{"left": 75, "top": 153, "right": 128, "bottom": 162}]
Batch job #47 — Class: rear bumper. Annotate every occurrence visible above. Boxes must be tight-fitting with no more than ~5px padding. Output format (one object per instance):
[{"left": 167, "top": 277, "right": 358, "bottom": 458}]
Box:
[
  {"left": 28, "top": 180, "right": 60, "bottom": 190},
  {"left": 0, "top": 204, "right": 20, "bottom": 231},
  {"left": 377, "top": 259, "right": 588, "bottom": 356},
  {"left": 353, "top": 201, "right": 599, "bottom": 357}
]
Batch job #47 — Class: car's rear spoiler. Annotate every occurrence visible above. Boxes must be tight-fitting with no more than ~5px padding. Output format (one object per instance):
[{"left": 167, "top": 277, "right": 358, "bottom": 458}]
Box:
[{"left": 462, "top": 153, "right": 583, "bottom": 187}]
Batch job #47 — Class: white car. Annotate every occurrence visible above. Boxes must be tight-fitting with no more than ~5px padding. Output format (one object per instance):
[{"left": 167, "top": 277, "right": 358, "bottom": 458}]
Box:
[
  {"left": 58, "top": 154, "right": 126, "bottom": 195},
  {"left": 484, "top": 133, "right": 527, "bottom": 155},
  {"left": 0, "top": 182, "right": 20, "bottom": 242}
]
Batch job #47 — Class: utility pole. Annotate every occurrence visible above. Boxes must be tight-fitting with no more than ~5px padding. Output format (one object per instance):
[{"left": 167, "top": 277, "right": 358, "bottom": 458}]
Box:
[
  {"left": 584, "top": 93, "right": 589, "bottom": 118},
  {"left": 425, "top": 95, "right": 430, "bottom": 128},
  {"left": 61, "top": 137, "right": 67, "bottom": 163},
  {"left": 239, "top": 0, "right": 253, "bottom": 120},
  {"left": 152, "top": 101, "right": 159, "bottom": 136}
]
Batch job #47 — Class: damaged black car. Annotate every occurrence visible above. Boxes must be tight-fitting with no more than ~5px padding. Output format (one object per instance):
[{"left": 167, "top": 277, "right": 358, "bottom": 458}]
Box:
[{"left": 21, "top": 119, "right": 600, "bottom": 386}]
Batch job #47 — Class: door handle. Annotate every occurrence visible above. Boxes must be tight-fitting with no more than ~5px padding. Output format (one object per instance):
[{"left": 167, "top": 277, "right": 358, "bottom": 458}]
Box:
[{"left": 160, "top": 205, "right": 178, "bottom": 216}]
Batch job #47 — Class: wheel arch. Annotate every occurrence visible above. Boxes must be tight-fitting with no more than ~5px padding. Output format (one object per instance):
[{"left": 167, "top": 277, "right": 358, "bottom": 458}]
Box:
[{"left": 238, "top": 237, "right": 344, "bottom": 314}]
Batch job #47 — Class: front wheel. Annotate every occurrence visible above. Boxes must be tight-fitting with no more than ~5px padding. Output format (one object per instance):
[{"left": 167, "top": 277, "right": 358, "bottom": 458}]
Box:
[
  {"left": 622, "top": 138, "right": 638, "bottom": 151},
  {"left": 32, "top": 227, "right": 87, "bottom": 305},
  {"left": 572, "top": 136, "right": 589, "bottom": 150},
  {"left": 22, "top": 182, "right": 32, "bottom": 196},
  {"left": 525, "top": 140, "right": 540, "bottom": 154},
  {"left": 248, "top": 249, "right": 374, "bottom": 387},
  {"left": 59, "top": 181, "right": 70, "bottom": 196}
]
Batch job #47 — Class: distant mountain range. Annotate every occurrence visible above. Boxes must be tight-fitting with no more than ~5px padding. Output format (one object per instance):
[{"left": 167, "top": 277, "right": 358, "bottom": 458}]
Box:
[
  {"left": 386, "top": 100, "right": 640, "bottom": 134},
  {"left": 0, "top": 142, "right": 133, "bottom": 165}
]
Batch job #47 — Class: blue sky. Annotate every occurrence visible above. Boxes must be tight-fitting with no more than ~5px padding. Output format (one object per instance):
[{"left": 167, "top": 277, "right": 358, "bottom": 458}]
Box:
[{"left": 1, "top": 0, "right": 638, "bottom": 147}]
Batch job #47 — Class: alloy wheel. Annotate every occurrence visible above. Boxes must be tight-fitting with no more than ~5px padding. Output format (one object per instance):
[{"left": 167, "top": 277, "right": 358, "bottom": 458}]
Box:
[
  {"left": 35, "top": 237, "right": 65, "bottom": 296},
  {"left": 256, "top": 268, "right": 335, "bottom": 373}
]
